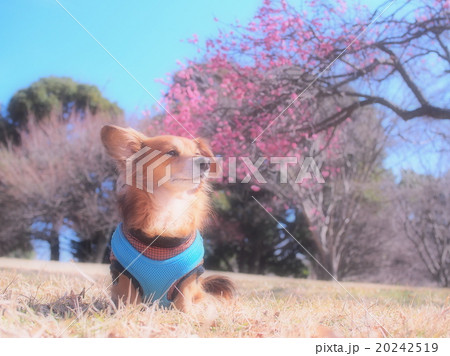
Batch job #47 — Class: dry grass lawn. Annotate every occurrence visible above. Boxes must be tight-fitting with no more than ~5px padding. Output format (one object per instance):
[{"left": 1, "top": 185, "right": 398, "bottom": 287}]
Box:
[{"left": 0, "top": 257, "right": 448, "bottom": 338}]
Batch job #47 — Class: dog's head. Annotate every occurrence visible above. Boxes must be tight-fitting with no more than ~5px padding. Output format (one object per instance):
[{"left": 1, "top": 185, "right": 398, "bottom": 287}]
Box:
[{"left": 101, "top": 125, "right": 215, "bottom": 195}]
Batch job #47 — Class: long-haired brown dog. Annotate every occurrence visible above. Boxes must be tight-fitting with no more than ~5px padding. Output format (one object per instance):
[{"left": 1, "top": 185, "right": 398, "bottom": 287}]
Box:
[{"left": 101, "top": 125, "right": 234, "bottom": 312}]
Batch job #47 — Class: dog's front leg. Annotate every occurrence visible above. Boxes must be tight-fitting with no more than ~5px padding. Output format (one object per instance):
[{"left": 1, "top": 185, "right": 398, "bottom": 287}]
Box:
[{"left": 111, "top": 274, "right": 142, "bottom": 306}]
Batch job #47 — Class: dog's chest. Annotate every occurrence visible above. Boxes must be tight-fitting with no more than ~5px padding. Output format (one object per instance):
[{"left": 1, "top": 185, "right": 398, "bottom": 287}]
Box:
[{"left": 152, "top": 195, "right": 196, "bottom": 229}]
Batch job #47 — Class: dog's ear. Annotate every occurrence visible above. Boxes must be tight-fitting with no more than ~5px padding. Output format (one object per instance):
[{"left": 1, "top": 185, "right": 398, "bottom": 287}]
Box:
[
  {"left": 196, "top": 137, "right": 221, "bottom": 176},
  {"left": 196, "top": 137, "right": 213, "bottom": 158},
  {"left": 101, "top": 125, "right": 145, "bottom": 162}
]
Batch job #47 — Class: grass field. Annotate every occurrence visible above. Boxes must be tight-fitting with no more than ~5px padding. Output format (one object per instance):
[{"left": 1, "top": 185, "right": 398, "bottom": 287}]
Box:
[{"left": 0, "top": 257, "right": 448, "bottom": 338}]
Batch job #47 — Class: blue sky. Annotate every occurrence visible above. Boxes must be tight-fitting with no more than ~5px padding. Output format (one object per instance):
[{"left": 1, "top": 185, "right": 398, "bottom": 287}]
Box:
[
  {"left": 1, "top": 0, "right": 390, "bottom": 116},
  {"left": 1, "top": 0, "right": 446, "bottom": 179},
  {"left": 0, "top": 0, "right": 264, "bottom": 117}
]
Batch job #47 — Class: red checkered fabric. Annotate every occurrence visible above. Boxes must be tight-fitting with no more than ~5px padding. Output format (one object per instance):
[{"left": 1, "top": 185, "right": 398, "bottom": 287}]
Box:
[{"left": 110, "top": 225, "right": 196, "bottom": 262}]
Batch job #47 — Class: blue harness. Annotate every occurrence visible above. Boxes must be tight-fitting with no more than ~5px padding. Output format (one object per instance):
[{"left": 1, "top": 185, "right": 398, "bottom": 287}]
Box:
[{"left": 111, "top": 223, "right": 204, "bottom": 307}]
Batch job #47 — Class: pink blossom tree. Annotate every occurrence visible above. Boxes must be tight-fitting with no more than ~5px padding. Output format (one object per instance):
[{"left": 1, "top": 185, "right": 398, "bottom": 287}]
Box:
[
  {"left": 160, "top": 0, "right": 449, "bottom": 142},
  {"left": 151, "top": 0, "right": 449, "bottom": 279}
]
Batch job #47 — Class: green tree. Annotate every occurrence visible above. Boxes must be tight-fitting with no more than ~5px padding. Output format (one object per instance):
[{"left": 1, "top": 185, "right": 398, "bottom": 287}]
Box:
[
  {"left": 204, "top": 185, "right": 311, "bottom": 277},
  {"left": 2, "top": 76, "right": 122, "bottom": 144}
]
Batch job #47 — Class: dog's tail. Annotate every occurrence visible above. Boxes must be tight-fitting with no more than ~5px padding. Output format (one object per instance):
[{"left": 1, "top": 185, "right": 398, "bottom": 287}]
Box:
[{"left": 201, "top": 275, "right": 235, "bottom": 299}]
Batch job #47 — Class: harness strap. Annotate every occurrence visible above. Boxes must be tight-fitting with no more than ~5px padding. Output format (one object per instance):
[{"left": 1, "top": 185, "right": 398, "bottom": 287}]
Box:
[
  {"left": 110, "top": 259, "right": 142, "bottom": 293},
  {"left": 122, "top": 225, "right": 197, "bottom": 261},
  {"left": 128, "top": 228, "right": 191, "bottom": 248},
  {"left": 167, "top": 263, "right": 205, "bottom": 300}
]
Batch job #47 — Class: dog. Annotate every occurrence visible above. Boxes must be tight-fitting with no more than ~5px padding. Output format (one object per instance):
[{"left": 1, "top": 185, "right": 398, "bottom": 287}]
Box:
[{"left": 101, "top": 125, "right": 234, "bottom": 312}]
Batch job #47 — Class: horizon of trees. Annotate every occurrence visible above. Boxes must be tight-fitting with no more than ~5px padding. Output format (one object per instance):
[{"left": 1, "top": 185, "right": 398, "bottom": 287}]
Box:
[{"left": 0, "top": 74, "right": 447, "bottom": 286}]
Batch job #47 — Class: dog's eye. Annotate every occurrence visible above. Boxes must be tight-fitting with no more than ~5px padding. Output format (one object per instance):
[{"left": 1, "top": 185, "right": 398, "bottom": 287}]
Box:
[{"left": 167, "top": 150, "right": 178, "bottom": 156}]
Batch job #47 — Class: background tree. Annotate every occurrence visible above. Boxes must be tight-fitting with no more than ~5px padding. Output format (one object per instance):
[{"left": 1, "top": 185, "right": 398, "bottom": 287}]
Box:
[
  {"left": 0, "top": 76, "right": 124, "bottom": 261},
  {"left": 259, "top": 109, "right": 389, "bottom": 280},
  {"left": 0, "top": 113, "right": 122, "bottom": 261},
  {"left": 204, "top": 185, "right": 312, "bottom": 277},
  {"left": 1, "top": 76, "right": 122, "bottom": 144},
  {"left": 0, "top": 186, "right": 33, "bottom": 257},
  {"left": 0, "top": 111, "right": 12, "bottom": 143},
  {"left": 394, "top": 171, "right": 450, "bottom": 287}
]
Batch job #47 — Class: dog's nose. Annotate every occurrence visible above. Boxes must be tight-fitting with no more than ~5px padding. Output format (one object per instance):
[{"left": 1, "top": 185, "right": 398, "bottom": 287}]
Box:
[{"left": 200, "top": 161, "right": 210, "bottom": 173}]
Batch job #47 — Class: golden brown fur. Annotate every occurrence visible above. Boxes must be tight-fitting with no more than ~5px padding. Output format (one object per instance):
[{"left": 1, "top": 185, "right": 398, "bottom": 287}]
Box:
[{"left": 101, "top": 125, "right": 234, "bottom": 312}]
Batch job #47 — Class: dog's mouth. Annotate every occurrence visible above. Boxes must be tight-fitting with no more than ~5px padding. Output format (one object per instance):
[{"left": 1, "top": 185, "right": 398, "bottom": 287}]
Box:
[
  {"left": 169, "top": 174, "right": 207, "bottom": 194},
  {"left": 171, "top": 173, "right": 208, "bottom": 182},
  {"left": 170, "top": 178, "right": 191, "bottom": 181},
  {"left": 170, "top": 178, "right": 199, "bottom": 183}
]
